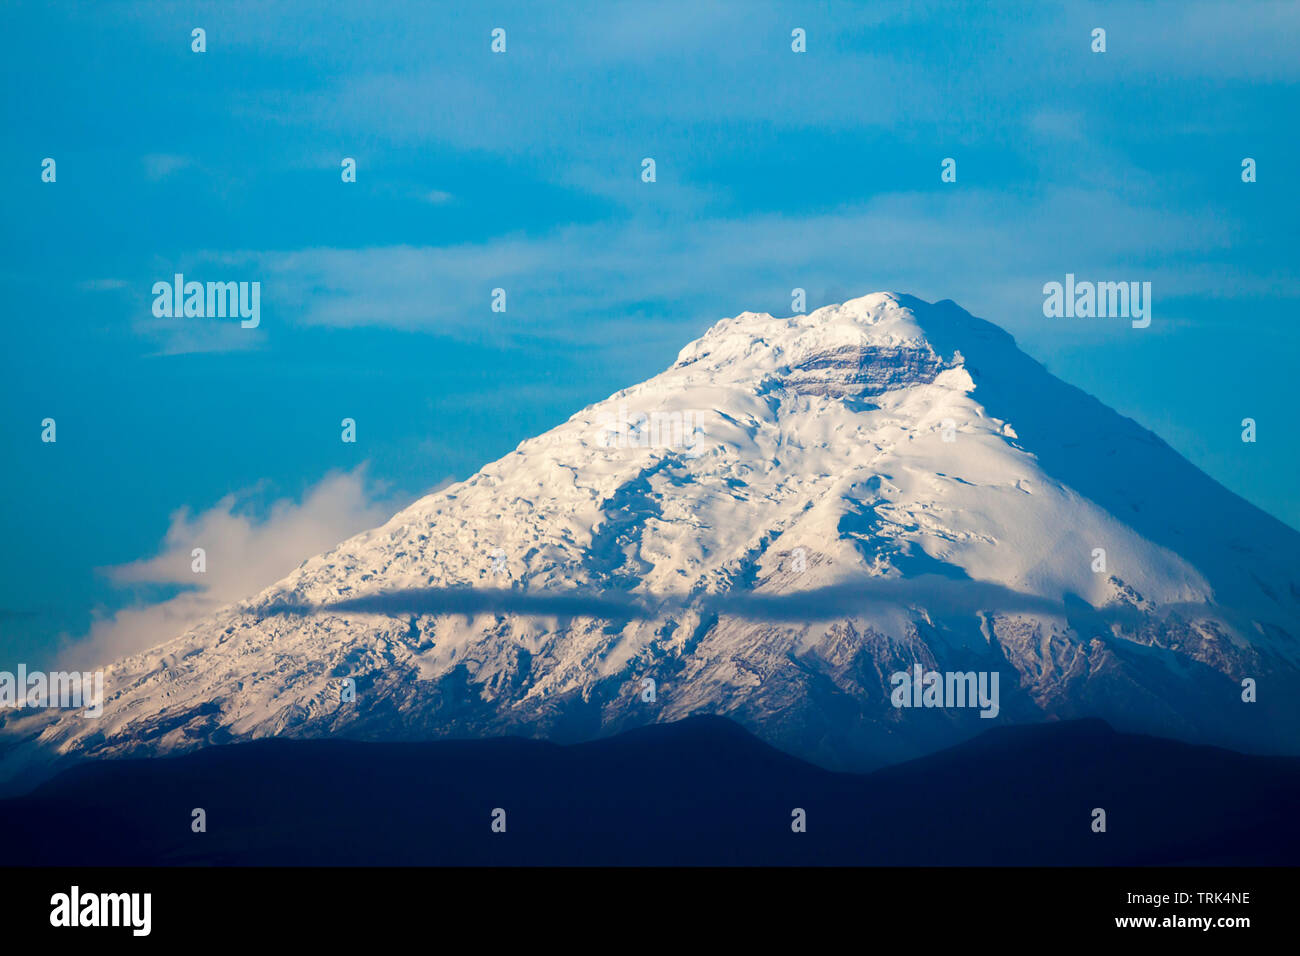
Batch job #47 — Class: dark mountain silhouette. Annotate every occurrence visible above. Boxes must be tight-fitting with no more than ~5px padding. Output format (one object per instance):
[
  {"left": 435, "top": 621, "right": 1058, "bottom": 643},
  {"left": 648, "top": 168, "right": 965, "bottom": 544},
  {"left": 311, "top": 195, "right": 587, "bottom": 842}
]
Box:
[{"left": 3, "top": 715, "right": 1296, "bottom": 865}]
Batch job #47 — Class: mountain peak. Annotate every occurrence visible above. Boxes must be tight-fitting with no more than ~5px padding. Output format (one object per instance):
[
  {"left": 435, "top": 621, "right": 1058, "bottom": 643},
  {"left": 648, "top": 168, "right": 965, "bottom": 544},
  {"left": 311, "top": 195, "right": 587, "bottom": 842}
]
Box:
[
  {"left": 674, "top": 291, "right": 927, "bottom": 372},
  {"left": 4, "top": 293, "right": 1298, "bottom": 786},
  {"left": 667, "top": 293, "right": 964, "bottom": 403}
]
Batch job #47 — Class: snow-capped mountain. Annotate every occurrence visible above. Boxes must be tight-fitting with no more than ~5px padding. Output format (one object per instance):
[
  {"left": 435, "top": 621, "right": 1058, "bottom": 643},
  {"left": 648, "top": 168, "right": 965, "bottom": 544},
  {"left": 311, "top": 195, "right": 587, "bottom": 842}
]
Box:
[{"left": 6, "top": 293, "right": 1299, "bottom": 777}]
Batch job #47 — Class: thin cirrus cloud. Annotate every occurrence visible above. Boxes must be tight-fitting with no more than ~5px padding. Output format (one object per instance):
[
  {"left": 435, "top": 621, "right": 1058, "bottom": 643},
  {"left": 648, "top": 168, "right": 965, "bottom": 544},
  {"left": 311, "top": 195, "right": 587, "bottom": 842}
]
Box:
[
  {"left": 214, "top": 185, "right": 1236, "bottom": 345},
  {"left": 141, "top": 153, "right": 195, "bottom": 180},
  {"left": 131, "top": 314, "right": 266, "bottom": 357},
  {"left": 104, "top": 2, "right": 1290, "bottom": 359},
  {"left": 119, "top": 178, "right": 1237, "bottom": 353}
]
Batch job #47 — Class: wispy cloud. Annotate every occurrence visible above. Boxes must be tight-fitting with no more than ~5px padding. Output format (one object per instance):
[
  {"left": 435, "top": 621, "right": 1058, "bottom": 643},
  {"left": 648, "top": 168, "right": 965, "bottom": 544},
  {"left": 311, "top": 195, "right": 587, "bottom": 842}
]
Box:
[
  {"left": 132, "top": 315, "right": 266, "bottom": 357},
  {"left": 78, "top": 278, "right": 130, "bottom": 292},
  {"left": 58, "top": 468, "right": 406, "bottom": 668},
  {"left": 258, "top": 577, "right": 1214, "bottom": 631},
  {"left": 142, "top": 153, "right": 194, "bottom": 180},
  {"left": 230, "top": 185, "right": 1240, "bottom": 348}
]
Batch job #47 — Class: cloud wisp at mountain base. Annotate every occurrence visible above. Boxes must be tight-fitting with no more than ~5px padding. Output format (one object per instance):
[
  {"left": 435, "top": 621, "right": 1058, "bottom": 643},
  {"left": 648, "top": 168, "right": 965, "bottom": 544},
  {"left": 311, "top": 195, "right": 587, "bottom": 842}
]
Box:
[{"left": 58, "top": 468, "right": 404, "bottom": 669}]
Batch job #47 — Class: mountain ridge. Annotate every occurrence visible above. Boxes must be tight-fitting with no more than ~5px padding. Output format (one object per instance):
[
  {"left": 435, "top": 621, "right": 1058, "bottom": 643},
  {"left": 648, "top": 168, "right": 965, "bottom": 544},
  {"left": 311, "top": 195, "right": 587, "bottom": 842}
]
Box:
[
  {"left": 3, "top": 292, "right": 1297, "bottom": 782},
  {"left": 4, "top": 716, "right": 1299, "bottom": 866}
]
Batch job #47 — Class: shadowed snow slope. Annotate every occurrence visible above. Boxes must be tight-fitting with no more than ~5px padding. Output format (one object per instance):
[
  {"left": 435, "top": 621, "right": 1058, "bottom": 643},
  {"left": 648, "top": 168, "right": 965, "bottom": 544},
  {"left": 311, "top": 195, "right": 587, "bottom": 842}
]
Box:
[{"left": 3, "top": 293, "right": 1297, "bottom": 783}]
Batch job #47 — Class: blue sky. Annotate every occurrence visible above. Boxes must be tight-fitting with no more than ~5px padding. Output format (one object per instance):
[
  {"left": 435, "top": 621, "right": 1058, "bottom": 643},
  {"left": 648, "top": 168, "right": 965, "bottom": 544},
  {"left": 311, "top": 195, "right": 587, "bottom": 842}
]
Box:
[{"left": 1, "top": 0, "right": 1297, "bottom": 669}]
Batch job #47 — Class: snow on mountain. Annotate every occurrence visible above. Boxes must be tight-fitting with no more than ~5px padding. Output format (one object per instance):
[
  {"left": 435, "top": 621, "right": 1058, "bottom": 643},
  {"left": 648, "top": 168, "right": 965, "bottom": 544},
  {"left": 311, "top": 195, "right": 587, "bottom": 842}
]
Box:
[{"left": 4, "top": 293, "right": 1298, "bottom": 778}]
